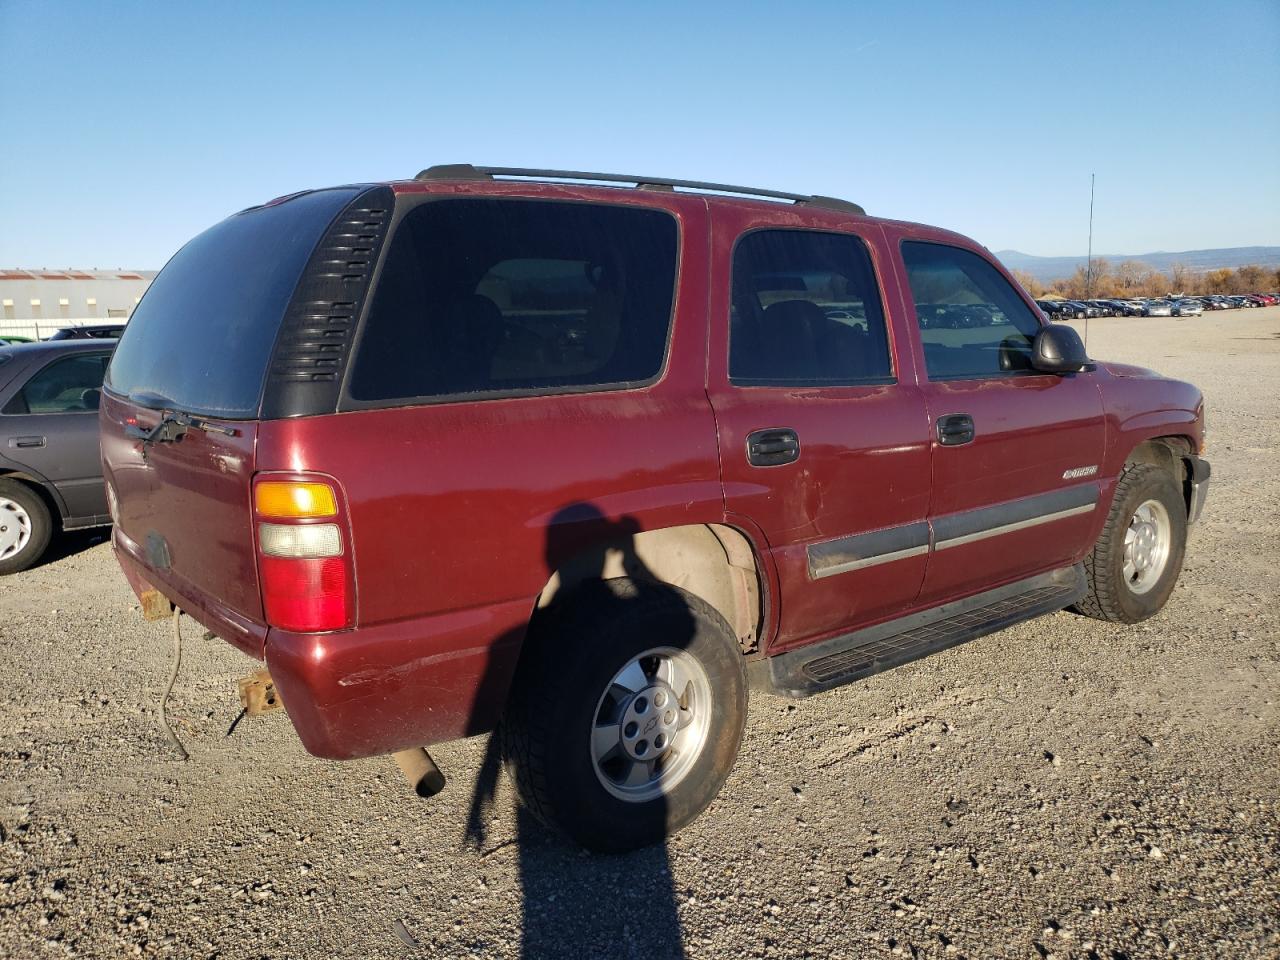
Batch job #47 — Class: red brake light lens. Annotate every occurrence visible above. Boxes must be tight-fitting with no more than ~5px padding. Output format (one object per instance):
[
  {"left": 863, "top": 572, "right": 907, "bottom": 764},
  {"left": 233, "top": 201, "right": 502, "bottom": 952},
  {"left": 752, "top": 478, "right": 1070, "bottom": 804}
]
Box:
[{"left": 259, "top": 556, "right": 351, "bottom": 633}]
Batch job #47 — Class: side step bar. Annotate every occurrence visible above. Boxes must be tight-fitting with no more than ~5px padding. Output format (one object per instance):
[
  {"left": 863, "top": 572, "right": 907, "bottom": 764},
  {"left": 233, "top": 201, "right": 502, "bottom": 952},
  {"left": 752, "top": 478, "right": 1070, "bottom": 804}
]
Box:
[{"left": 752, "top": 564, "right": 1086, "bottom": 698}]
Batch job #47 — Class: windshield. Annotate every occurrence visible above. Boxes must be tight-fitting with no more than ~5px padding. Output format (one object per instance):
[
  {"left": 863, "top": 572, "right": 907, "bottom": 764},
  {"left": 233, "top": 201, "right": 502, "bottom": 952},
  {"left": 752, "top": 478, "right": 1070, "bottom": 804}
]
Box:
[{"left": 105, "top": 187, "right": 361, "bottom": 418}]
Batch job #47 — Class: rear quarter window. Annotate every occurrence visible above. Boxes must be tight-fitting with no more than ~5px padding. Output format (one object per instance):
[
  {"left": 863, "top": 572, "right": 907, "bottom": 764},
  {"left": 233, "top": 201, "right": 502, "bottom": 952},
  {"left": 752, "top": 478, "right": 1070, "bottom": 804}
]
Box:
[
  {"left": 345, "top": 199, "right": 679, "bottom": 405},
  {"left": 105, "top": 188, "right": 361, "bottom": 418}
]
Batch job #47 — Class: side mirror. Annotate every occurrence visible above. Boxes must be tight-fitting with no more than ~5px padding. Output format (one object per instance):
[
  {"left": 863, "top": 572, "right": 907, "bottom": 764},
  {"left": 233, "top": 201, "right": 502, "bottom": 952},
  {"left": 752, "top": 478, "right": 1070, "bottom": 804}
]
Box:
[{"left": 1031, "top": 324, "right": 1089, "bottom": 374}]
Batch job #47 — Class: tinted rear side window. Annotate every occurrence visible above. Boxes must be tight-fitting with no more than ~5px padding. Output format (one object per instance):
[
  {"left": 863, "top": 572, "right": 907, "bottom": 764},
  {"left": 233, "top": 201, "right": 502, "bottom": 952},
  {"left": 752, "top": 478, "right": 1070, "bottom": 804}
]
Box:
[
  {"left": 347, "top": 199, "right": 678, "bottom": 404},
  {"left": 730, "top": 230, "right": 892, "bottom": 386},
  {"left": 105, "top": 188, "right": 361, "bottom": 418}
]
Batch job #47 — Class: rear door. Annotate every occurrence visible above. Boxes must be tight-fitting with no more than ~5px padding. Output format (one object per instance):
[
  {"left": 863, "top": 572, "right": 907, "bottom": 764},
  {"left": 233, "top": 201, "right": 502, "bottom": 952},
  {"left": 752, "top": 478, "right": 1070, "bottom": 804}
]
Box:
[
  {"left": 886, "top": 229, "right": 1106, "bottom": 604},
  {"left": 1, "top": 348, "right": 112, "bottom": 523},
  {"left": 707, "top": 209, "right": 932, "bottom": 653}
]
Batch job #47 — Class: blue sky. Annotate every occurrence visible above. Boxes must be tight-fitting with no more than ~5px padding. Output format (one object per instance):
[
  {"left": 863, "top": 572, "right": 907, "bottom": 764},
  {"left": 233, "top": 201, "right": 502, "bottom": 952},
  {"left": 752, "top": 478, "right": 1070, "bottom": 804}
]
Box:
[{"left": 2, "top": 0, "right": 1277, "bottom": 268}]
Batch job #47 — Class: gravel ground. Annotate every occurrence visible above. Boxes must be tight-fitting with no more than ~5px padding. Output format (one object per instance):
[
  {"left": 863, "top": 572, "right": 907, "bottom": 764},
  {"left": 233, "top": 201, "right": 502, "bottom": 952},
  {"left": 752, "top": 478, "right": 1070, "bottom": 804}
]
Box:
[{"left": 2, "top": 308, "right": 1277, "bottom": 960}]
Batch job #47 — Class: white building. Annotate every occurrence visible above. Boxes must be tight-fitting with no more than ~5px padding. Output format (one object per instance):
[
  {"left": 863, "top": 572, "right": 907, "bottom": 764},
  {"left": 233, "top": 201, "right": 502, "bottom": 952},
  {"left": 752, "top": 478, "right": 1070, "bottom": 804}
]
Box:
[{"left": 0, "top": 269, "right": 156, "bottom": 339}]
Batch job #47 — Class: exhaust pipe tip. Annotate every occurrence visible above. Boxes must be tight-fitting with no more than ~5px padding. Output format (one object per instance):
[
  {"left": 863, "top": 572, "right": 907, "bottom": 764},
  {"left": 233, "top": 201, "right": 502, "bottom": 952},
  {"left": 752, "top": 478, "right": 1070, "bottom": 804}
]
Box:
[{"left": 393, "top": 748, "right": 446, "bottom": 798}]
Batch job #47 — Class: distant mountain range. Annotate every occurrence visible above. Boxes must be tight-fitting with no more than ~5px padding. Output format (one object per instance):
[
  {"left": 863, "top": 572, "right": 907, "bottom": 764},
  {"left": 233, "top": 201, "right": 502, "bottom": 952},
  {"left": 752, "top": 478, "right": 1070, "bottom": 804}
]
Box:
[{"left": 995, "top": 247, "right": 1280, "bottom": 282}]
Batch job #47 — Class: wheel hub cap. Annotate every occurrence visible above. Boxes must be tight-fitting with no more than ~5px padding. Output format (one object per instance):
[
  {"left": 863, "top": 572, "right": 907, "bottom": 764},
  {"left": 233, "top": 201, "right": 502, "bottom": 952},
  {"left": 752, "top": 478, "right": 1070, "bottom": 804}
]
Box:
[
  {"left": 0, "top": 497, "right": 32, "bottom": 561},
  {"left": 1122, "top": 499, "right": 1172, "bottom": 595},
  {"left": 590, "top": 647, "right": 713, "bottom": 803},
  {"left": 618, "top": 683, "right": 681, "bottom": 761}
]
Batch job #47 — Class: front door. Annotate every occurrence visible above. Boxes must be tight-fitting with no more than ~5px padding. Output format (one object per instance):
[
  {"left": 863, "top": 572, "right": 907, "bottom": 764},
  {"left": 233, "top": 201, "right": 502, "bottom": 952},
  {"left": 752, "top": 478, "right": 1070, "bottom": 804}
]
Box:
[
  {"left": 707, "top": 212, "right": 932, "bottom": 653},
  {"left": 887, "top": 231, "right": 1106, "bottom": 604}
]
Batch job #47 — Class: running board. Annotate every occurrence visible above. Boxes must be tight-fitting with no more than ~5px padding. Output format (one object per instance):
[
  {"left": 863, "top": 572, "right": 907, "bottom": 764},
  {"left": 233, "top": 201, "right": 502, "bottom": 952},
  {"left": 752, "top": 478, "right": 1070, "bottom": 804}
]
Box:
[{"left": 752, "top": 564, "right": 1086, "bottom": 698}]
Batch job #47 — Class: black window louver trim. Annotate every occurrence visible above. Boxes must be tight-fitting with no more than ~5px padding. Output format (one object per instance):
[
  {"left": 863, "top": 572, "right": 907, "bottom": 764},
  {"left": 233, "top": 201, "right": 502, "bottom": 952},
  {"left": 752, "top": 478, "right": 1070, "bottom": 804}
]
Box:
[{"left": 260, "top": 186, "right": 394, "bottom": 419}]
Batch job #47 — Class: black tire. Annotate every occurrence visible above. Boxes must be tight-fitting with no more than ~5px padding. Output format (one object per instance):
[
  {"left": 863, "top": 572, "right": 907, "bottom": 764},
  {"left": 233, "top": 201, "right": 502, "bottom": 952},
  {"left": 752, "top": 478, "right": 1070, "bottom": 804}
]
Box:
[
  {"left": 1076, "top": 463, "right": 1187, "bottom": 623},
  {"left": 500, "top": 578, "right": 748, "bottom": 853},
  {"left": 0, "top": 478, "right": 54, "bottom": 575}
]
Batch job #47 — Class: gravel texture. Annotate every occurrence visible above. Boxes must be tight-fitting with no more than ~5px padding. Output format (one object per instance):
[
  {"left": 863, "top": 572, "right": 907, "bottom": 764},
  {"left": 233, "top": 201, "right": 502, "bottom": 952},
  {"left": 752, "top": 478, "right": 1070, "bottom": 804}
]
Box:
[{"left": 2, "top": 307, "right": 1277, "bottom": 959}]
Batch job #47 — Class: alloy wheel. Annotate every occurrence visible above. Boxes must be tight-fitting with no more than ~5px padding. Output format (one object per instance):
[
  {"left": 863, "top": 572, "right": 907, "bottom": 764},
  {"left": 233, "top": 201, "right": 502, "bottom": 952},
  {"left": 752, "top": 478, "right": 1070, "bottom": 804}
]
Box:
[{"left": 590, "top": 647, "right": 713, "bottom": 803}]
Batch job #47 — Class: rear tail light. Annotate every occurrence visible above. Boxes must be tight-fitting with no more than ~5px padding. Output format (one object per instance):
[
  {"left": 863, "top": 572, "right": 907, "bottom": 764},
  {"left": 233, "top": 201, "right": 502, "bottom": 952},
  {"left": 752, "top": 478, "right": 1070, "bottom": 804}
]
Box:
[
  {"left": 259, "top": 522, "right": 342, "bottom": 559},
  {"left": 255, "top": 481, "right": 337, "bottom": 518},
  {"left": 253, "top": 477, "right": 353, "bottom": 632},
  {"left": 259, "top": 556, "right": 350, "bottom": 633}
]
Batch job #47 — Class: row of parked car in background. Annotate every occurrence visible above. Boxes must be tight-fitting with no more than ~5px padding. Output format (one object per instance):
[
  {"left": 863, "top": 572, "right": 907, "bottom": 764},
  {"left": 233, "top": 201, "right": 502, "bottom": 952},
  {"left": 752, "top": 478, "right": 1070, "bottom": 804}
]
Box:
[
  {"left": 1037, "top": 294, "right": 1278, "bottom": 320},
  {"left": 0, "top": 323, "right": 125, "bottom": 346}
]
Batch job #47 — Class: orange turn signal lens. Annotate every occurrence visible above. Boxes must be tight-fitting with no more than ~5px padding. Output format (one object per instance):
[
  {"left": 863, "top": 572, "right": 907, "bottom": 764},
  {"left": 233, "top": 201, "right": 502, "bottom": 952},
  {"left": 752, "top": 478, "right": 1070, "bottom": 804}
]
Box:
[{"left": 255, "top": 481, "right": 337, "bottom": 519}]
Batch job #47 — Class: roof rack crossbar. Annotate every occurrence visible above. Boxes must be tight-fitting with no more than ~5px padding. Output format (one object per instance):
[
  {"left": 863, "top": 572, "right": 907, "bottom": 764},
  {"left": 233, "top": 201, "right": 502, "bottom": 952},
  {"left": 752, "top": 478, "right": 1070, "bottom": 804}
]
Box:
[{"left": 413, "top": 164, "right": 865, "bottom": 215}]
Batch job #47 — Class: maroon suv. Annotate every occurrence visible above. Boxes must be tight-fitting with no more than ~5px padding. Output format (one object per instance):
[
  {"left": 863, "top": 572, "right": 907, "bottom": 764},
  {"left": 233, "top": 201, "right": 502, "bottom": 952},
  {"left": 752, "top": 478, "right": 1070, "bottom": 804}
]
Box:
[{"left": 100, "top": 165, "right": 1210, "bottom": 851}]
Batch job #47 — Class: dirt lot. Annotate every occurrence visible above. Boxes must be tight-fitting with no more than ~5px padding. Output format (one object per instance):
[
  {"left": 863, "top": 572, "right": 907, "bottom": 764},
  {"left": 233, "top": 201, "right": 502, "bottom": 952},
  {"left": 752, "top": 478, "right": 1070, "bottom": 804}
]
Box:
[{"left": 2, "top": 308, "right": 1277, "bottom": 959}]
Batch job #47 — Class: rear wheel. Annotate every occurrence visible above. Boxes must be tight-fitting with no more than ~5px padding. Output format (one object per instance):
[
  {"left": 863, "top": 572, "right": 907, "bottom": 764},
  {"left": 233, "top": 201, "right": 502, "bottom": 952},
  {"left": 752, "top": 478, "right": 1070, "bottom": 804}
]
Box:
[
  {"left": 0, "top": 479, "right": 53, "bottom": 575},
  {"left": 501, "top": 578, "right": 748, "bottom": 853},
  {"left": 1076, "top": 463, "right": 1187, "bottom": 623}
]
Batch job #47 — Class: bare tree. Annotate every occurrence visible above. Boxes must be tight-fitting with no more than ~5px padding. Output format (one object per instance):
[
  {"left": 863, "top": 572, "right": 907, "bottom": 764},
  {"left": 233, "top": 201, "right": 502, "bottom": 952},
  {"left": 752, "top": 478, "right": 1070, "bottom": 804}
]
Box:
[
  {"left": 1041, "top": 262, "right": 1277, "bottom": 298},
  {"left": 1204, "top": 268, "right": 1233, "bottom": 294},
  {"left": 1011, "top": 269, "right": 1044, "bottom": 298},
  {"left": 1139, "top": 270, "right": 1174, "bottom": 298},
  {"left": 1089, "top": 258, "right": 1114, "bottom": 297},
  {"left": 1169, "top": 262, "right": 1194, "bottom": 294},
  {"left": 1114, "top": 260, "right": 1152, "bottom": 294},
  {"left": 1235, "top": 265, "right": 1268, "bottom": 293},
  {"left": 1059, "top": 266, "right": 1089, "bottom": 299}
]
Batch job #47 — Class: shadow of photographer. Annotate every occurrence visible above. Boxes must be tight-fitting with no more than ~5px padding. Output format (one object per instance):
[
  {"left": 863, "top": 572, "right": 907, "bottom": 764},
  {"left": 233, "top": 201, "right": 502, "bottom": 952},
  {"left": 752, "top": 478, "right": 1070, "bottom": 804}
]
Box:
[{"left": 463, "top": 502, "right": 692, "bottom": 959}]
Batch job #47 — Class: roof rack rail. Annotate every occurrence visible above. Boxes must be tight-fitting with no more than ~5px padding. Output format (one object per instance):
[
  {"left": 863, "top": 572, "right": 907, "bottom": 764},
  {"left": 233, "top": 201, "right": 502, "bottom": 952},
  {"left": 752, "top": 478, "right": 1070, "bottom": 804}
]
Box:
[{"left": 413, "top": 164, "right": 865, "bottom": 216}]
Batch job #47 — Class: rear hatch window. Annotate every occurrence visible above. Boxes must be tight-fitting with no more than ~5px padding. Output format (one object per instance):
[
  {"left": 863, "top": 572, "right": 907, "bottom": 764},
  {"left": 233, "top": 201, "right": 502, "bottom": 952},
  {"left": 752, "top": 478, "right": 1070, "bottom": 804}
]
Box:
[{"left": 105, "top": 187, "right": 362, "bottom": 418}]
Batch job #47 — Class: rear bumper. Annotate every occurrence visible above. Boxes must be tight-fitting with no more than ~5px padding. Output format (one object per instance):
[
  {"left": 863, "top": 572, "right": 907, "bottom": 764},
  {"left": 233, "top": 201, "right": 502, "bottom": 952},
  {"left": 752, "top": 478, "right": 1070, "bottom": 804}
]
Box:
[
  {"left": 265, "top": 599, "right": 529, "bottom": 759},
  {"left": 1186, "top": 455, "right": 1211, "bottom": 525},
  {"left": 116, "top": 528, "right": 529, "bottom": 761}
]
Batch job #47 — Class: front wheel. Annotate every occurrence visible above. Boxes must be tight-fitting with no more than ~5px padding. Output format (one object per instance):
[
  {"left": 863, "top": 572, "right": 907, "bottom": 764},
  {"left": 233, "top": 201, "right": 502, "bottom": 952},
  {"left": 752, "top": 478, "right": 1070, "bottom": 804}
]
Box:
[
  {"left": 1076, "top": 463, "right": 1187, "bottom": 623},
  {"left": 501, "top": 578, "right": 748, "bottom": 853}
]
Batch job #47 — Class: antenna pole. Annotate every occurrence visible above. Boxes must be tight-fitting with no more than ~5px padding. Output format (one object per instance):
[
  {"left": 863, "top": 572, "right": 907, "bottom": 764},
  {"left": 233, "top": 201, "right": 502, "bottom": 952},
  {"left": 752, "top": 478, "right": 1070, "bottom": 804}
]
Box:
[
  {"left": 1084, "top": 172, "right": 1095, "bottom": 349},
  {"left": 1086, "top": 173, "right": 1095, "bottom": 298}
]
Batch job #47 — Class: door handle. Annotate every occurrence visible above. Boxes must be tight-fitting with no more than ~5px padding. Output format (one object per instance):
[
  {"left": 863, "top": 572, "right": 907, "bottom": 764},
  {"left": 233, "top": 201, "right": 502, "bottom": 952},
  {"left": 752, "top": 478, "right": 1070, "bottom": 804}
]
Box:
[
  {"left": 8, "top": 436, "right": 46, "bottom": 449},
  {"left": 936, "top": 414, "right": 974, "bottom": 446},
  {"left": 747, "top": 428, "right": 800, "bottom": 466}
]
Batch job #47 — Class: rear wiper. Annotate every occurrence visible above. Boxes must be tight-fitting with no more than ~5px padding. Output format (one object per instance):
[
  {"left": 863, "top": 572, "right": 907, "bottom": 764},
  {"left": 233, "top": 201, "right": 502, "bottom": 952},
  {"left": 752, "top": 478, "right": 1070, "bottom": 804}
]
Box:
[{"left": 125, "top": 410, "right": 238, "bottom": 457}]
